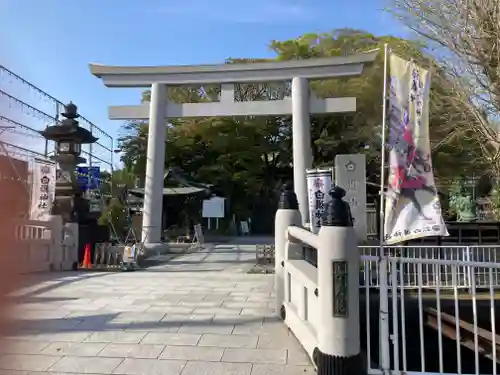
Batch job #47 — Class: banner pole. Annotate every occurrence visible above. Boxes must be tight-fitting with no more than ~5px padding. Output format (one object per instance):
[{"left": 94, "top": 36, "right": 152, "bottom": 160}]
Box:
[
  {"left": 379, "top": 43, "right": 389, "bottom": 245},
  {"left": 377, "top": 42, "right": 392, "bottom": 375}
]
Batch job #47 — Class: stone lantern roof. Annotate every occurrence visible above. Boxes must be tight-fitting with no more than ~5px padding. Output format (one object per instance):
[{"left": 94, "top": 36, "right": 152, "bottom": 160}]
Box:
[{"left": 38, "top": 102, "right": 99, "bottom": 144}]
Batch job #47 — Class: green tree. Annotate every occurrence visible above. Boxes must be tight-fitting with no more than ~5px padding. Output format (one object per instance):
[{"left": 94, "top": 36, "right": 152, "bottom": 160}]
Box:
[{"left": 99, "top": 167, "right": 137, "bottom": 197}]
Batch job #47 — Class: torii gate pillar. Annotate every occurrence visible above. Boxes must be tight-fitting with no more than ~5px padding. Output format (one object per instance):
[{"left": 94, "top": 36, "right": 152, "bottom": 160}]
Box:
[
  {"left": 142, "top": 83, "right": 167, "bottom": 248},
  {"left": 291, "top": 77, "right": 313, "bottom": 225}
]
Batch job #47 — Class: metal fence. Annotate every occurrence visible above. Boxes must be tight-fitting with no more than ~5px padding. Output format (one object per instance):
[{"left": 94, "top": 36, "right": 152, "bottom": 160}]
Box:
[
  {"left": 361, "top": 245, "right": 500, "bottom": 289},
  {"left": 0, "top": 64, "right": 113, "bottom": 170},
  {"left": 300, "top": 245, "right": 500, "bottom": 289},
  {"left": 364, "top": 256, "right": 500, "bottom": 374}
]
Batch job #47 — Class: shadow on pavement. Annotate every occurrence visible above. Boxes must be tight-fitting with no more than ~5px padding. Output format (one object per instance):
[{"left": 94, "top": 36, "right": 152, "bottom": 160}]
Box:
[
  {"left": 8, "top": 313, "right": 267, "bottom": 336},
  {"left": 11, "top": 273, "right": 112, "bottom": 299},
  {"left": 6, "top": 296, "right": 80, "bottom": 304}
]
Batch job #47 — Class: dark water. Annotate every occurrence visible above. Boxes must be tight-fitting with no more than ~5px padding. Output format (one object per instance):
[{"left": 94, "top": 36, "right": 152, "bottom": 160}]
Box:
[{"left": 360, "top": 294, "right": 497, "bottom": 374}]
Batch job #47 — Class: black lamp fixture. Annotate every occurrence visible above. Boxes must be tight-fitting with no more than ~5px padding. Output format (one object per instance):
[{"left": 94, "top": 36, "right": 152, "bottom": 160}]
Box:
[{"left": 56, "top": 140, "right": 81, "bottom": 156}]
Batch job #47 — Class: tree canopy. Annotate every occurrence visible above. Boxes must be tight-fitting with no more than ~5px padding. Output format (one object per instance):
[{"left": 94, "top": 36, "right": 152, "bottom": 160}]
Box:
[{"left": 117, "top": 28, "right": 483, "bottom": 229}]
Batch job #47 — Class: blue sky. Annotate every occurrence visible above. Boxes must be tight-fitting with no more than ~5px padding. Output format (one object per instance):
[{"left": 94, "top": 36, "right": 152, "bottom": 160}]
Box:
[{"left": 0, "top": 0, "right": 407, "bottom": 167}]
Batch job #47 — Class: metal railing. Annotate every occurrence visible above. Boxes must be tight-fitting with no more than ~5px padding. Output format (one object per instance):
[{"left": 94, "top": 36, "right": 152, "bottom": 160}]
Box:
[
  {"left": 367, "top": 207, "right": 378, "bottom": 238},
  {"left": 364, "top": 257, "right": 500, "bottom": 375},
  {"left": 360, "top": 245, "right": 500, "bottom": 289},
  {"left": 299, "top": 245, "right": 500, "bottom": 289}
]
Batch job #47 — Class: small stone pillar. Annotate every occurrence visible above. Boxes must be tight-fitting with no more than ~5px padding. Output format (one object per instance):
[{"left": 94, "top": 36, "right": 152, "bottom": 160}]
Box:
[
  {"left": 274, "top": 184, "right": 302, "bottom": 315},
  {"left": 314, "top": 186, "right": 364, "bottom": 375}
]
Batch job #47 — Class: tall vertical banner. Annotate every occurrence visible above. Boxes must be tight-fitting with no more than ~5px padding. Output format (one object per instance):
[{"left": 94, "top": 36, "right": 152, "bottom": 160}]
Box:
[
  {"left": 384, "top": 54, "right": 448, "bottom": 244},
  {"left": 30, "top": 160, "right": 56, "bottom": 221},
  {"left": 335, "top": 154, "right": 367, "bottom": 241},
  {"left": 306, "top": 168, "right": 333, "bottom": 233}
]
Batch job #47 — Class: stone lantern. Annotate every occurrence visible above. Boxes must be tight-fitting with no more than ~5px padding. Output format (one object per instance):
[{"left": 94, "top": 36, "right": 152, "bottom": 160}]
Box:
[{"left": 39, "top": 102, "right": 98, "bottom": 222}]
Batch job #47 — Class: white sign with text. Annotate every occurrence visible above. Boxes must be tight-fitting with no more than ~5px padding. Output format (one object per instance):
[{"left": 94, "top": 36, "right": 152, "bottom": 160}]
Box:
[
  {"left": 306, "top": 168, "right": 334, "bottom": 234},
  {"left": 30, "top": 160, "right": 56, "bottom": 220},
  {"left": 202, "top": 196, "right": 225, "bottom": 218}
]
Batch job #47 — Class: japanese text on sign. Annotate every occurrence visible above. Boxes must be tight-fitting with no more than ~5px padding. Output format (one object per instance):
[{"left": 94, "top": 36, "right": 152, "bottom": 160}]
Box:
[
  {"left": 38, "top": 166, "right": 51, "bottom": 209},
  {"left": 306, "top": 169, "right": 333, "bottom": 233},
  {"left": 313, "top": 189, "right": 325, "bottom": 229}
]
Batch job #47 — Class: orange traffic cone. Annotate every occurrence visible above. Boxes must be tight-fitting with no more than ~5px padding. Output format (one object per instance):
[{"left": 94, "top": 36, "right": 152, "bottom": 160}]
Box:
[{"left": 82, "top": 244, "right": 92, "bottom": 269}]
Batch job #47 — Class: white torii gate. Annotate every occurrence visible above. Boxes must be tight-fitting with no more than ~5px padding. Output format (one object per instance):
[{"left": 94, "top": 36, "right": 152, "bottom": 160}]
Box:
[{"left": 89, "top": 52, "right": 377, "bottom": 251}]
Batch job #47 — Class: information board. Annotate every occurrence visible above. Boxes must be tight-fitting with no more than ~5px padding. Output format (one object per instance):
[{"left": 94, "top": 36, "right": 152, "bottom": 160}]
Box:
[{"left": 202, "top": 197, "right": 225, "bottom": 218}]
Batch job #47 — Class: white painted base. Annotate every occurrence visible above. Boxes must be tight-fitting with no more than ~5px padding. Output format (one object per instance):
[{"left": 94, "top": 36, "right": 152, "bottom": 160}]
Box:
[
  {"left": 283, "top": 301, "right": 318, "bottom": 366},
  {"left": 142, "top": 242, "right": 169, "bottom": 255}
]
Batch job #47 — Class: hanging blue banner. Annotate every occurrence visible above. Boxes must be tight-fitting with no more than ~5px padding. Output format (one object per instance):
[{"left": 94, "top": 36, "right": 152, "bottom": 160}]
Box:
[{"left": 76, "top": 166, "right": 100, "bottom": 191}]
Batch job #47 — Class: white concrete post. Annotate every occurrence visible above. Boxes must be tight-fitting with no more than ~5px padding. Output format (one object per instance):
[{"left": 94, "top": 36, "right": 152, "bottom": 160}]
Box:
[
  {"left": 315, "top": 186, "right": 364, "bottom": 375},
  {"left": 142, "top": 83, "right": 167, "bottom": 251},
  {"left": 63, "top": 222, "right": 79, "bottom": 270},
  {"left": 291, "top": 77, "right": 313, "bottom": 225},
  {"left": 47, "top": 215, "right": 63, "bottom": 270},
  {"left": 274, "top": 184, "right": 302, "bottom": 315}
]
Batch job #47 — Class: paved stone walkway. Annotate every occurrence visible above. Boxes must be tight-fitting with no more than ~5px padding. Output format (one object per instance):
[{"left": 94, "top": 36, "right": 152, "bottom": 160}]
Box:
[{"left": 1, "top": 244, "right": 315, "bottom": 374}]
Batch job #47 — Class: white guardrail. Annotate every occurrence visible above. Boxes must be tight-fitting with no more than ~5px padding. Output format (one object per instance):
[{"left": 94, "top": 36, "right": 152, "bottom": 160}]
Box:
[{"left": 275, "top": 187, "right": 365, "bottom": 375}]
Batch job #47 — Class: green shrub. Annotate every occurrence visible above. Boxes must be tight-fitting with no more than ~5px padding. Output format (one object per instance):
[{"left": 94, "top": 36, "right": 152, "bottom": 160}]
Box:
[{"left": 98, "top": 198, "right": 128, "bottom": 235}]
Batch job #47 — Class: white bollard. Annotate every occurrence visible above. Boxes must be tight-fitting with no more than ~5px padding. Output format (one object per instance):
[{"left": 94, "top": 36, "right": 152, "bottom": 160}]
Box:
[
  {"left": 314, "top": 186, "right": 364, "bottom": 375},
  {"left": 274, "top": 184, "right": 302, "bottom": 316}
]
